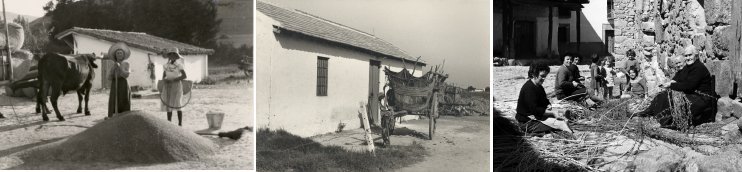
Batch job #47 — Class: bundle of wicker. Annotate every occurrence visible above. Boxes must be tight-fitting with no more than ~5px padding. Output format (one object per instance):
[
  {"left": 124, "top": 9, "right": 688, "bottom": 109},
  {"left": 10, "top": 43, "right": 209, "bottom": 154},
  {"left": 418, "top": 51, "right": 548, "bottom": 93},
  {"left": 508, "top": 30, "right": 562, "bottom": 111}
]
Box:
[{"left": 495, "top": 94, "right": 742, "bottom": 171}]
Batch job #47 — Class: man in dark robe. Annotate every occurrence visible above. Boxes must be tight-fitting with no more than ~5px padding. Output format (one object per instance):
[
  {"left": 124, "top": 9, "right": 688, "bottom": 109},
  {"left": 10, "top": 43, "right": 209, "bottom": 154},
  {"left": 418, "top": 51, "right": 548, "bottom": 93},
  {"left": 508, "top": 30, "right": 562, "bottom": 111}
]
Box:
[
  {"left": 555, "top": 55, "right": 604, "bottom": 105},
  {"left": 636, "top": 45, "right": 718, "bottom": 129}
]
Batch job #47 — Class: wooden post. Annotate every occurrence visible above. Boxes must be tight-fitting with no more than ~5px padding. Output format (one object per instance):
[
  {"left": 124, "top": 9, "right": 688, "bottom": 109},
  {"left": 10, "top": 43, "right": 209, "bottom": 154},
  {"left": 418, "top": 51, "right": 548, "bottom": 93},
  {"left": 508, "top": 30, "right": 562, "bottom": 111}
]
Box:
[
  {"left": 430, "top": 90, "right": 438, "bottom": 140},
  {"left": 548, "top": 6, "right": 553, "bottom": 58},
  {"left": 503, "top": 0, "right": 512, "bottom": 59},
  {"left": 2, "top": 0, "right": 11, "bottom": 81},
  {"left": 359, "top": 102, "right": 375, "bottom": 155},
  {"left": 576, "top": 8, "right": 581, "bottom": 53}
]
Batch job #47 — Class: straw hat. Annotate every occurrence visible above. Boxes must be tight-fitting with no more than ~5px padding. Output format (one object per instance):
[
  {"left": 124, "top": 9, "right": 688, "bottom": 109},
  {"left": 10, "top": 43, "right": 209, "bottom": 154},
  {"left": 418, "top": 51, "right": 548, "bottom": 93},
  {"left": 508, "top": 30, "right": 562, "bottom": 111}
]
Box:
[
  {"left": 108, "top": 42, "right": 131, "bottom": 62},
  {"left": 163, "top": 47, "right": 183, "bottom": 59}
]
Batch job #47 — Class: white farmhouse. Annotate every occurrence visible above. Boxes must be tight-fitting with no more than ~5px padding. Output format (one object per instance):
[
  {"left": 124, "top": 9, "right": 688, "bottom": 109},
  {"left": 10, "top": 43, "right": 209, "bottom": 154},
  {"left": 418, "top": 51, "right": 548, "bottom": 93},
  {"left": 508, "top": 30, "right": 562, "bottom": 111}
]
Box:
[
  {"left": 55, "top": 27, "right": 214, "bottom": 89},
  {"left": 256, "top": 1, "right": 428, "bottom": 137}
]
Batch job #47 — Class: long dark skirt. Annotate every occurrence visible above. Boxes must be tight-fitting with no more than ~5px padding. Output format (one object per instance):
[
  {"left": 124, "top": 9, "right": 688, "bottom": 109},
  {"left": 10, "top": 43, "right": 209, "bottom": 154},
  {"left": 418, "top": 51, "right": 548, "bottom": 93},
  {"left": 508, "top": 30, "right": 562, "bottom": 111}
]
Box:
[
  {"left": 559, "top": 87, "right": 588, "bottom": 101},
  {"left": 519, "top": 120, "right": 557, "bottom": 134},
  {"left": 108, "top": 77, "right": 131, "bottom": 117},
  {"left": 640, "top": 90, "right": 717, "bottom": 129}
]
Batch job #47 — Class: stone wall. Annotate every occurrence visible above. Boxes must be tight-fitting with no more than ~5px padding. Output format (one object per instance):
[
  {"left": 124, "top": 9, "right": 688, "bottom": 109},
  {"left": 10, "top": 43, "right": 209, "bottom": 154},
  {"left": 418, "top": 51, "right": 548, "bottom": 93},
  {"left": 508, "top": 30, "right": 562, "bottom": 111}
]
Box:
[
  {"left": 612, "top": 0, "right": 641, "bottom": 59},
  {"left": 613, "top": 0, "right": 742, "bottom": 97}
]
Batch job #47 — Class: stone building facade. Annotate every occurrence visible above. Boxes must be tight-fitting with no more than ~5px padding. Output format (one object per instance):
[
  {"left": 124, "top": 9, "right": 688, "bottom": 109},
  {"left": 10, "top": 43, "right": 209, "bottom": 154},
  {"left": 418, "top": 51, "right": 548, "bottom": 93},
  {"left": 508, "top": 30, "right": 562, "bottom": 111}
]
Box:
[{"left": 611, "top": 0, "right": 742, "bottom": 97}]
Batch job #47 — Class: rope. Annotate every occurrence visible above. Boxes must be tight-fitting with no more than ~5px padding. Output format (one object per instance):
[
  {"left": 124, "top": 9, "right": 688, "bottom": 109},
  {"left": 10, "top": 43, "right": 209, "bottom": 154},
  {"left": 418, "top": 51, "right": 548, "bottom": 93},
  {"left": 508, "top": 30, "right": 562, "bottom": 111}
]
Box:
[
  {"left": 7, "top": 82, "right": 24, "bottom": 128},
  {"left": 114, "top": 69, "right": 117, "bottom": 116}
]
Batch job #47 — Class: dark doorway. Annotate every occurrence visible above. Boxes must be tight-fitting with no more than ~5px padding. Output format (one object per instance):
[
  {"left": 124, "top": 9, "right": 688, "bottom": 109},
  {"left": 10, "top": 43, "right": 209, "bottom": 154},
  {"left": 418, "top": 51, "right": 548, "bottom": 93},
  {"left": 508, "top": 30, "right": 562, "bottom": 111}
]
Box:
[
  {"left": 605, "top": 30, "right": 615, "bottom": 54},
  {"left": 514, "top": 20, "right": 535, "bottom": 59},
  {"left": 558, "top": 24, "right": 570, "bottom": 55}
]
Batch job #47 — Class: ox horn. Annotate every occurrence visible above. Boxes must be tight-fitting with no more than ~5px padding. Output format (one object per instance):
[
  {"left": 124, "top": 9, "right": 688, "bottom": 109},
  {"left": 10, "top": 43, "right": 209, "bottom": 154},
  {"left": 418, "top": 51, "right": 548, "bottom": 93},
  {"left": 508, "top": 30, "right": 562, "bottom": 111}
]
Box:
[{"left": 95, "top": 52, "right": 114, "bottom": 60}]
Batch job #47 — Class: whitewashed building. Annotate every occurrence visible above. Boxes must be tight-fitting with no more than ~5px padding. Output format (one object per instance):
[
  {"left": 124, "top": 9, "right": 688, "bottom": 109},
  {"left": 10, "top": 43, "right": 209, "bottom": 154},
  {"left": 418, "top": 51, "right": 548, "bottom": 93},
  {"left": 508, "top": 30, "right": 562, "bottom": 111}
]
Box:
[
  {"left": 55, "top": 27, "right": 214, "bottom": 89},
  {"left": 256, "top": 1, "right": 427, "bottom": 137}
]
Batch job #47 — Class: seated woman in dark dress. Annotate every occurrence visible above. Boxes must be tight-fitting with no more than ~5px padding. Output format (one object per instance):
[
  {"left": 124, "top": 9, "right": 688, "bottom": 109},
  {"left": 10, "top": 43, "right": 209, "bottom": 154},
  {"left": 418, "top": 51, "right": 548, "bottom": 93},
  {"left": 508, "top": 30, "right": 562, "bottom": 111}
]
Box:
[
  {"left": 636, "top": 45, "right": 718, "bottom": 130},
  {"left": 555, "top": 55, "right": 604, "bottom": 106},
  {"left": 516, "top": 64, "right": 573, "bottom": 134}
]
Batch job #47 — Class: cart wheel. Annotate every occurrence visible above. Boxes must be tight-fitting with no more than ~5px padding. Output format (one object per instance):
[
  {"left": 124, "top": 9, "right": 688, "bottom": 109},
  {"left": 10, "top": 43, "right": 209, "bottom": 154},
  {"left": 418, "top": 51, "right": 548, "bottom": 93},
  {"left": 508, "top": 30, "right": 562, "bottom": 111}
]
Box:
[{"left": 429, "top": 114, "right": 435, "bottom": 140}]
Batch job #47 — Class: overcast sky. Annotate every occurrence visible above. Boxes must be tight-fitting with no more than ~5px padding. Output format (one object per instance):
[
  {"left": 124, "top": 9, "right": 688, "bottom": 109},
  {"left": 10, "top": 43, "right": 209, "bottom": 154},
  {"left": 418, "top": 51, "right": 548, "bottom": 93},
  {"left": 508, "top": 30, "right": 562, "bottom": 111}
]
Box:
[
  {"left": 265, "top": 0, "right": 491, "bottom": 88},
  {"left": 4, "top": 0, "right": 47, "bottom": 17},
  {"left": 10, "top": 0, "right": 491, "bottom": 88}
]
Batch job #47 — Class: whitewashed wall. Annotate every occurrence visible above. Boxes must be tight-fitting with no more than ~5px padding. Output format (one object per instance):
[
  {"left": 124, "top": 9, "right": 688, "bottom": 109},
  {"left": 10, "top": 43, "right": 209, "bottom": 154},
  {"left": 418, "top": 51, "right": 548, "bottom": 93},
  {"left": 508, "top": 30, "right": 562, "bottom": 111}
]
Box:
[
  {"left": 257, "top": 11, "right": 425, "bottom": 137},
  {"left": 72, "top": 34, "right": 208, "bottom": 89}
]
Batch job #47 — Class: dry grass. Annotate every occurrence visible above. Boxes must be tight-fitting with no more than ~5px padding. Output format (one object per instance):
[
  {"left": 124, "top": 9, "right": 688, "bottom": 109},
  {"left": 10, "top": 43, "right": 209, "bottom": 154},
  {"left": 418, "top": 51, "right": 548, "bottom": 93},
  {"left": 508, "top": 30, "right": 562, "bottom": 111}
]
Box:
[
  {"left": 494, "top": 98, "right": 676, "bottom": 171},
  {"left": 495, "top": 94, "right": 742, "bottom": 171},
  {"left": 493, "top": 114, "right": 600, "bottom": 171},
  {"left": 256, "top": 129, "right": 427, "bottom": 172}
]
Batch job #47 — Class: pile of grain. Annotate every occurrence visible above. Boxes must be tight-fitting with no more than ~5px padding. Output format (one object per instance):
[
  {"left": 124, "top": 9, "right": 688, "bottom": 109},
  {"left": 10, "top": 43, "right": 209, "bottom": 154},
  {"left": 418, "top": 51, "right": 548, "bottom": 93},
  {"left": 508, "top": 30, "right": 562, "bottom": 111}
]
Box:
[{"left": 21, "top": 110, "right": 217, "bottom": 163}]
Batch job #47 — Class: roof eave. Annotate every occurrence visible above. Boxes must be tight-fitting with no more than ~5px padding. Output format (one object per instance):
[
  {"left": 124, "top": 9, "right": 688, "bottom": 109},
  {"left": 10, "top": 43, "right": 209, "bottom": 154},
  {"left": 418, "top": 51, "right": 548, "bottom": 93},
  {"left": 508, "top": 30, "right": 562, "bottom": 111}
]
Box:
[
  {"left": 56, "top": 28, "right": 215, "bottom": 56},
  {"left": 54, "top": 28, "right": 76, "bottom": 41},
  {"left": 275, "top": 26, "right": 426, "bottom": 66}
]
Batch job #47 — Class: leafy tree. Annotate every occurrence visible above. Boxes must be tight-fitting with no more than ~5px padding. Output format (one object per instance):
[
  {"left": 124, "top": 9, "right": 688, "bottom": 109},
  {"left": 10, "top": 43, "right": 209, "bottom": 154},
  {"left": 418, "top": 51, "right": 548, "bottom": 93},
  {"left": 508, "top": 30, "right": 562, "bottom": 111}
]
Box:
[
  {"left": 45, "top": 0, "right": 221, "bottom": 53},
  {"left": 210, "top": 42, "right": 251, "bottom": 65},
  {"left": 12, "top": 16, "right": 27, "bottom": 25},
  {"left": 42, "top": 1, "right": 55, "bottom": 14},
  {"left": 467, "top": 86, "right": 476, "bottom": 92}
]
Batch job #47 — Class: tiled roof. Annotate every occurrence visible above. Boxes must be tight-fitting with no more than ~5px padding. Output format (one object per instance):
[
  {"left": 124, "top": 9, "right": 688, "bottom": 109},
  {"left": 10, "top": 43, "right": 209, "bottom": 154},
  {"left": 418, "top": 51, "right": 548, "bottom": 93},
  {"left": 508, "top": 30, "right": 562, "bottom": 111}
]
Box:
[
  {"left": 257, "top": 1, "right": 425, "bottom": 65},
  {"left": 55, "top": 27, "right": 214, "bottom": 55}
]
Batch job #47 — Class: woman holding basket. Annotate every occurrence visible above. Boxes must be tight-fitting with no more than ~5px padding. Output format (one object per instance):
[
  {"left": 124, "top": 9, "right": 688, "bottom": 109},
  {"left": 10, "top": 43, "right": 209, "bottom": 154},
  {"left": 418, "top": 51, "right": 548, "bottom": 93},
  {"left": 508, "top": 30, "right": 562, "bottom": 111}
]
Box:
[{"left": 161, "top": 47, "right": 188, "bottom": 126}]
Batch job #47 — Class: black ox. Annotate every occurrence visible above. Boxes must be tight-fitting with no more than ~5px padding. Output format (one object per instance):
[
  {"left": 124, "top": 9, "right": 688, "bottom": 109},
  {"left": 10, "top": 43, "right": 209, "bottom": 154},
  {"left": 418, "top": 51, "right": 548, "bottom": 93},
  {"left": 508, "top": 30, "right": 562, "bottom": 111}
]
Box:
[{"left": 36, "top": 53, "right": 98, "bottom": 121}]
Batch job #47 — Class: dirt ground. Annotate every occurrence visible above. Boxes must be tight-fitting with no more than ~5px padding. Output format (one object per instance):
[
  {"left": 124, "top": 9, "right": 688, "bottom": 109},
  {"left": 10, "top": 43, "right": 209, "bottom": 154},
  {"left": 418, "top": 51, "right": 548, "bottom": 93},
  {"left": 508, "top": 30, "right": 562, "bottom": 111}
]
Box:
[
  {"left": 311, "top": 115, "right": 490, "bottom": 172},
  {"left": 0, "top": 68, "right": 253, "bottom": 170}
]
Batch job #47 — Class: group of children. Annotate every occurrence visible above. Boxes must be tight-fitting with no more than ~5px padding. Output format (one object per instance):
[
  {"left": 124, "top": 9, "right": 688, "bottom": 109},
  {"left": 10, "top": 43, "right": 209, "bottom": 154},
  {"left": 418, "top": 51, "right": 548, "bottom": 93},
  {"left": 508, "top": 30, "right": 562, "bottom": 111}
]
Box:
[{"left": 589, "top": 50, "right": 647, "bottom": 100}]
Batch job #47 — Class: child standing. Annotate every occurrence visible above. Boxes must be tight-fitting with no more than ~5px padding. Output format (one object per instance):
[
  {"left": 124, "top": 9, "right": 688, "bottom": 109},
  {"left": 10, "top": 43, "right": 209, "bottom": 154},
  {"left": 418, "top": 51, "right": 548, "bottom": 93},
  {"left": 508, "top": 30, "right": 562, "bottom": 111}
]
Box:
[{"left": 602, "top": 57, "right": 615, "bottom": 99}]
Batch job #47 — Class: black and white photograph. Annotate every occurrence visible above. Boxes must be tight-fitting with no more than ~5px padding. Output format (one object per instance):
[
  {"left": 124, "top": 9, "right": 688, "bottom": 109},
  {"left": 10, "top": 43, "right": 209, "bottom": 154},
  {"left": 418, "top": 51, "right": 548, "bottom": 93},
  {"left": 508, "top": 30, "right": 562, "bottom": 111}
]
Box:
[
  {"left": 0, "top": 0, "right": 254, "bottom": 170},
  {"left": 495, "top": 0, "right": 742, "bottom": 171},
  {"left": 255, "top": 0, "right": 490, "bottom": 171}
]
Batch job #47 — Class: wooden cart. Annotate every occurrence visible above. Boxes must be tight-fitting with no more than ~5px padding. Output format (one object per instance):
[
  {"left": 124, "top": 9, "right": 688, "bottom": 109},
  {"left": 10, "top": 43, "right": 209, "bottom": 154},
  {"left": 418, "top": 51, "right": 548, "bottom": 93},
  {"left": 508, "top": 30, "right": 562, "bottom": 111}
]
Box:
[{"left": 380, "top": 67, "right": 447, "bottom": 146}]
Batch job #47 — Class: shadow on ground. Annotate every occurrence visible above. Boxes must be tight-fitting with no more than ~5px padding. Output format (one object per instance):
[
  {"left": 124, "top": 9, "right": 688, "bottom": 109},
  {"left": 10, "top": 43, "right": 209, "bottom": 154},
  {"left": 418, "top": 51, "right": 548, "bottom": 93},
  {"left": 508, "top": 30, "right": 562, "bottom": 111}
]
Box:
[{"left": 493, "top": 107, "right": 589, "bottom": 171}]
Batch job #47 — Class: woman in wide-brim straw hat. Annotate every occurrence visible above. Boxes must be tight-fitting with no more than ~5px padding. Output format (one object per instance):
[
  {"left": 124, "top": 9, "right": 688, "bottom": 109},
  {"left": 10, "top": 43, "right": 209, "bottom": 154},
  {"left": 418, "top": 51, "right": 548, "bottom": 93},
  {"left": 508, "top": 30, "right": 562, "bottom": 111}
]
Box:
[
  {"left": 108, "top": 42, "right": 132, "bottom": 117},
  {"left": 161, "top": 47, "right": 187, "bottom": 126}
]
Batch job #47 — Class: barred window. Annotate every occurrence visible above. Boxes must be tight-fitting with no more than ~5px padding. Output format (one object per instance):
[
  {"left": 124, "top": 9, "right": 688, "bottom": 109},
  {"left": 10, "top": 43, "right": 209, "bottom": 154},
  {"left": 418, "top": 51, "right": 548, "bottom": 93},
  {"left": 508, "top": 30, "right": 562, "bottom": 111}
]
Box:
[{"left": 317, "top": 57, "right": 329, "bottom": 96}]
